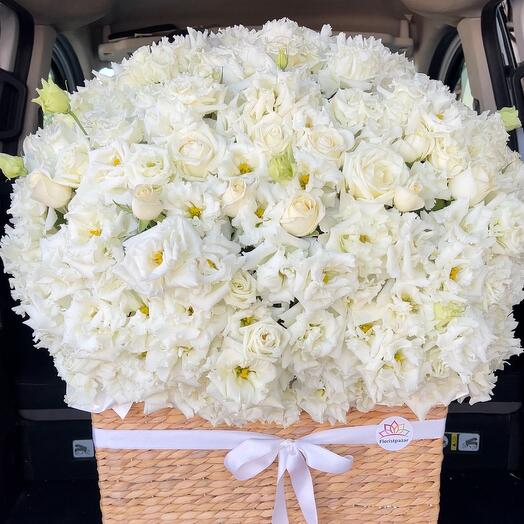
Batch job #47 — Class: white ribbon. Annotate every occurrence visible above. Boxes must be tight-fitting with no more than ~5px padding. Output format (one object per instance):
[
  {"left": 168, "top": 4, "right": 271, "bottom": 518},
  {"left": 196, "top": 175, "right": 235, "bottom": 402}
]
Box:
[{"left": 93, "top": 418, "right": 446, "bottom": 524}]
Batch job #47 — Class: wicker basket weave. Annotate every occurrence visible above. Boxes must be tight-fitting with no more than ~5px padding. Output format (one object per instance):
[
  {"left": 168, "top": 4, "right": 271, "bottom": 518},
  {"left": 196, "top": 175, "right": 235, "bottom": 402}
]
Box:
[{"left": 92, "top": 404, "right": 447, "bottom": 523}]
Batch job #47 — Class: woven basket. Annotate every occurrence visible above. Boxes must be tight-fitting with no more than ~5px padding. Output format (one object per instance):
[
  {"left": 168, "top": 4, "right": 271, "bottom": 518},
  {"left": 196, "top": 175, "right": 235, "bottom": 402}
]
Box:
[{"left": 92, "top": 404, "right": 447, "bottom": 523}]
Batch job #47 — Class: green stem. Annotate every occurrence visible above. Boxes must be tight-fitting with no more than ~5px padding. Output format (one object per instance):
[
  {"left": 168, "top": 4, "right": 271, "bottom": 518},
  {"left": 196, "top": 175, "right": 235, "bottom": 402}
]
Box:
[{"left": 67, "top": 110, "right": 88, "bottom": 136}]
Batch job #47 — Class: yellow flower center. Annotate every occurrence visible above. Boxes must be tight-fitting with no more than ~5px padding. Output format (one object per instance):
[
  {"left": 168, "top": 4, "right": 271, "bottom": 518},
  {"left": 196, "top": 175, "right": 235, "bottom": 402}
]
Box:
[
  {"left": 436, "top": 112, "right": 445, "bottom": 120},
  {"left": 238, "top": 162, "right": 253, "bottom": 175},
  {"left": 299, "top": 173, "right": 310, "bottom": 189},
  {"left": 139, "top": 304, "right": 149, "bottom": 316},
  {"left": 112, "top": 156, "right": 121, "bottom": 167},
  {"left": 206, "top": 258, "right": 218, "bottom": 270},
  {"left": 235, "top": 366, "right": 252, "bottom": 380},
  {"left": 394, "top": 351, "right": 405, "bottom": 364},
  {"left": 449, "top": 266, "right": 460, "bottom": 281},
  {"left": 186, "top": 305, "right": 194, "bottom": 316},
  {"left": 152, "top": 251, "right": 163, "bottom": 266},
  {"left": 359, "top": 322, "right": 373, "bottom": 334},
  {"left": 138, "top": 351, "right": 147, "bottom": 360},
  {"left": 240, "top": 316, "right": 256, "bottom": 327},
  {"left": 255, "top": 206, "right": 265, "bottom": 219},
  {"left": 359, "top": 234, "right": 370, "bottom": 243},
  {"left": 322, "top": 272, "right": 332, "bottom": 284},
  {"left": 89, "top": 228, "right": 102, "bottom": 237},
  {"left": 187, "top": 203, "right": 203, "bottom": 218}
]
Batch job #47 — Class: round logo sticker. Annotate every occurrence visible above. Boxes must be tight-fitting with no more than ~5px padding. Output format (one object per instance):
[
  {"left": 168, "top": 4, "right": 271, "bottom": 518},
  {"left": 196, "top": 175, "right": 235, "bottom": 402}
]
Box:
[{"left": 376, "top": 416, "right": 413, "bottom": 451}]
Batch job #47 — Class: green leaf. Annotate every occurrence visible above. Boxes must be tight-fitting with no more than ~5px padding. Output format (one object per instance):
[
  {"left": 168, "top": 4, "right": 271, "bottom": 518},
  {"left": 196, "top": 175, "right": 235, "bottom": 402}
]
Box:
[
  {"left": 137, "top": 219, "right": 151, "bottom": 233},
  {"left": 431, "top": 199, "right": 451, "bottom": 212},
  {"left": 54, "top": 209, "right": 67, "bottom": 228},
  {"left": 113, "top": 200, "right": 133, "bottom": 213}
]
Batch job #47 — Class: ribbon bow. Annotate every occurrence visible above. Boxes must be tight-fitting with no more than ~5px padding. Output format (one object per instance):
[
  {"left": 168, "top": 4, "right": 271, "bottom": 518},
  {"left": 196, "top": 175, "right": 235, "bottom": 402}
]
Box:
[{"left": 224, "top": 435, "right": 353, "bottom": 524}]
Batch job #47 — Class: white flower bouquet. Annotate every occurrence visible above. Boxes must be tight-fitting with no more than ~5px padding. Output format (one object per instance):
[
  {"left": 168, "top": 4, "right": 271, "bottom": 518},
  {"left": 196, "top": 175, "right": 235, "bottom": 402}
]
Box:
[{"left": 1, "top": 19, "right": 523, "bottom": 427}]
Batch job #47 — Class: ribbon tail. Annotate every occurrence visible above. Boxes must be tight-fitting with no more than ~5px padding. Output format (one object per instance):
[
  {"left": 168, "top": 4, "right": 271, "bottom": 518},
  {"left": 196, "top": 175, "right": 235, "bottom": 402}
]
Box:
[
  {"left": 272, "top": 450, "right": 290, "bottom": 524},
  {"left": 288, "top": 452, "right": 318, "bottom": 524}
]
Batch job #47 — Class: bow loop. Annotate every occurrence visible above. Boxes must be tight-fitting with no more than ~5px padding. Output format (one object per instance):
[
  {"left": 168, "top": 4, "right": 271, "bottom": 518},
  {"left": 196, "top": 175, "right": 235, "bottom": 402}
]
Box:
[{"left": 224, "top": 437, "right": 281, "bottom": 481}]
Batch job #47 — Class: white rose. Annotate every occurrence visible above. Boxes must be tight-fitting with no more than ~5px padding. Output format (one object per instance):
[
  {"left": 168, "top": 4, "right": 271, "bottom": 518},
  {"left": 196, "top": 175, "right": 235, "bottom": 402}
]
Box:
[
  {"left": 222, "top": 179, "right": 250, "bottom": 217},
  {"left": 393, "top": 133, "right": 433, "bottom": 164},
  {"left": 449, "top": 164, "right": 493, "bottom": 205},
  {"left": 301, "top": 126, "right": 354, "bottom": 164},
  {"left": 243, "top": 319, "right": 290, "bottom": 361},
  {"left": 251, "top": 113, "right": 291, "bottom": 155},
  {"left": 393, "top": 185, "right": 425, "bottom": 212},
  {"left": 225, "top": 269, "right": 257, "bottom": 308},
  {"left": 343, "top": 143, "right": 409, "bottom": 204},
  {"left": 170, "top": 124, "right": 225, "bottom": 180},
  {"left": 280, "top": 191, "right": 325, "bottom": 237},
  {"left": 29, "top": 169, "right": 73, "bottom": 208},
  {"left": 132, "top": 184, "right": 163, "bottom": 220}
]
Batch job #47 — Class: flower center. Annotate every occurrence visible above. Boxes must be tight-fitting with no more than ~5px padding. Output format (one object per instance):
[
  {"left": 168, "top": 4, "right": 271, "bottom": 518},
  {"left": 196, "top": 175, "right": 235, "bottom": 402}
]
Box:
[
  {"left": 187, "top": 203, "right": 203, "bottom": 218},
  {"left": 359, "top": 322, "right": 373, "bottom": 333},
  {"left": 240, "top": 316, "right": 256, "bottom": 327},
  {"left": 449, "top": 266, "right": 460, "bottom": 281},
  {"left": 206, "top": 258, "right": 218, "bottom": 270},
  {"left": 112, "top": 156, "right": 121, "bottom": 166},
  {"left": 235, "top": 366, "right": 252, "bottom": 380},
  {"left": 394, "top": 351, "right": 405, "bottom": 364},
  {"left": 89, "top": 228, "right": 102, "bottom": 237},
  {"left": 299, "top": 173, "right": 310, "bottom": 189},
  {"left": 359, "top": 234, "right": 370, "bottom": 243},
  {"left": 238, "top": 162, "right": 253, "bottom": 174},
  {"left": 152, "top": 251, "right": 164, "bottom": 266},
  {"left": 255, "top": 206, "right": 265, "bottom": 219},
  {"left": 139, "top": 304, "right": 149, "bottom": 316}
]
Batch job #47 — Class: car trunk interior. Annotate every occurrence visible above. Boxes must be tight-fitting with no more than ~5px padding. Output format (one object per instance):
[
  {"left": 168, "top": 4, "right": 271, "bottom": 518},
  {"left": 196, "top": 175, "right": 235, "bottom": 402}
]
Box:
[{"left": 0, "top": 0, "right": 523, "bottom": 523}]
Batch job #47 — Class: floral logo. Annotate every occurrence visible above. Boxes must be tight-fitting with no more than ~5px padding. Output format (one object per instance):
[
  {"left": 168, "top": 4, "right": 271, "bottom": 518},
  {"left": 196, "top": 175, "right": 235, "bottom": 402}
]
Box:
[
  {"left": 378, "top": 420, "right": 410, "bottom": 438},
  {"left": 376, "top": 416, "right": 413, "bottom": 451}
]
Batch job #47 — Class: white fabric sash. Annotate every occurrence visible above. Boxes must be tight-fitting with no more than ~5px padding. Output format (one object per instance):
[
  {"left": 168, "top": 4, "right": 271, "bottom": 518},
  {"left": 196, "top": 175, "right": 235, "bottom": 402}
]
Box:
[{"left": 93, "top": 418, "right": 446, "bottom": 524}]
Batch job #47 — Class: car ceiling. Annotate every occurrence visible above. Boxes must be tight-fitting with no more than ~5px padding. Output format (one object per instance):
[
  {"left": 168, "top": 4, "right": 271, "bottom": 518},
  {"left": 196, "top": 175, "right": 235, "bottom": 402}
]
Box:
[{"left": 15, "top": 0, "right": 491, "bottom": 33}]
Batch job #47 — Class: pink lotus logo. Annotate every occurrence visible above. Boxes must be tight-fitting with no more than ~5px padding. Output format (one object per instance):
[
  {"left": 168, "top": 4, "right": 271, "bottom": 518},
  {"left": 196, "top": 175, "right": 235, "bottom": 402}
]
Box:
[{"left": 378, "top": 420, "right": 410, "bottom": 439}]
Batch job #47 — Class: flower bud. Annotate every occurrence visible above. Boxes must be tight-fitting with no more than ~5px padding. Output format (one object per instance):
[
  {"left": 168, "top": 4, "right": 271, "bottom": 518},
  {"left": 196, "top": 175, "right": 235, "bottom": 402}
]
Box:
[
  {"left": 498, "top": 106, "right": 521, "bottom": 132},
  {"left": 449, "top": 165, "right": 492, "bottom": 205},
  {"left": 268, "top": 146, "right": 295, "bottom": 183},
  {"left": 280, "top": 191, "right": 325, "bottom": 237},
  {"left": 393, "top": 186, "right": 425, "bottom": 212},
  {"left": 393, "top": 134, "right": 433, "bottom": 163},
  {"left": 0, "top": 153, "right": 27, "bottom": 179},
  {"left": 222, "top": 179, "right": 249, "bottom": 217},
  {"left": 276, "top": 48, "right": 288, "bottom": 71},
  {"left": 32, "top": 78, "right": 70, "bottom": 114},
  {"left": 29, "top": 170, "right": 73, "bottom": 208},
  {"left": 131, "top": 184, "right": 163, "bottom": 220}
]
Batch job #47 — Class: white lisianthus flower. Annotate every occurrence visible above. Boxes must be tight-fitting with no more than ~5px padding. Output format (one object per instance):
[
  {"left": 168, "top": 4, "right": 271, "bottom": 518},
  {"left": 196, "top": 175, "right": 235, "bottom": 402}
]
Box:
[
  {"left": 54, "top": 141, "right": 89, "bottom": 188},
  {"left": 132, "top": 184, "right": 163, "bottom": 220},
  {"left": 284, "top": 308, "right": 345, "bottom": 372},
  {"left": 280, "top": 191, "right": 325, "bottom": 236},
  {"left": 114, "top": 216, "right": 202, "bottom": 296},
  {"left": 127, "top": 144, "right": 172, "bottom": 187},
  {"left": 343, "top": 143, "right": 409, "bottom": 204},
  {"left": 207, "top": 344, "right": 278, "bottom": 405}
]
